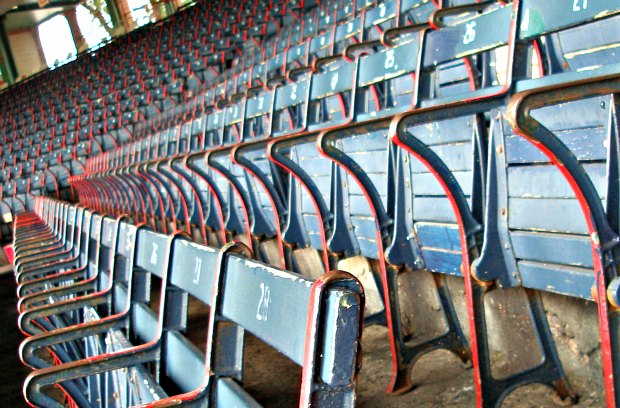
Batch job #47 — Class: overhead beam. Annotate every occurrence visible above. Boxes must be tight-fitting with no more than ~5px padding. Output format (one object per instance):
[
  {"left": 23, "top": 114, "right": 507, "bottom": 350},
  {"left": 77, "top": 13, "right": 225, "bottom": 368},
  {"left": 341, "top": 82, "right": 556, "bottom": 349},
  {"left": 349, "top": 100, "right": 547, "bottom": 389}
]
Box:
[
  {"left": 105, "top": 0, "right": 126, "bottom": 36},
  {"left": 0, "top": 15, "right": 17, "bottom": 84},
  {"left": 4, "top": 1, "right": 80, "bottom": 15}
]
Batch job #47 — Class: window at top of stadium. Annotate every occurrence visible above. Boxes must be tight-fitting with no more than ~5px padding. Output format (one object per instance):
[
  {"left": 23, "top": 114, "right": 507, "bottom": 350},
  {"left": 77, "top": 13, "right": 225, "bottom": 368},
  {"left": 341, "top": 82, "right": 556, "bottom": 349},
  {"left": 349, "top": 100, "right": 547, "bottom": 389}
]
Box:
[
  {"left": 128, "top": 0, "right": 156, "bottom": 28},
  {"left": 38, "top": 15, "right": 78, "bottom": 69},
  {"left": 76, "top": 4, "right": 113, "bottom": 50}
]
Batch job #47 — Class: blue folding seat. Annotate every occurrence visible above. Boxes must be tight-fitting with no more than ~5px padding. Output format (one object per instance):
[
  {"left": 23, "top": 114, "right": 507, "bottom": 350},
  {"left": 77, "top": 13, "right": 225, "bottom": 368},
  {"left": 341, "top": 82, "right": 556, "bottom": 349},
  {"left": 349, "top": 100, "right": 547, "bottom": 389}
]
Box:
[
  {"left": 149, "top": 126, "right": 195, "bottom": 236},
  {"left": 212, "top": 79, "right": 228, "bottom": 105},
  {"left": 307, "top": 57, "right": 357, "bottom": 130},
  {"left": 17, "top": 212, "right": 114, "bottom": 367},
  {"left": 134, "top": 134, "right": 178, "bottom": 234},
  {"left": 67, "top": 115, "right": 79, "bottom": 131},
  {"left": 76, "top": 126, "right": 91, "bottom": 142},
  {"left": 332, "top": 13, "right": 364, "bottom": 56},
  {"left": 500, "top": 87, "right": 620, "bottom": 402},
  {"left": 171, "top": 123, "right": 227, "bottom": 247},
  {"left": 272, "top": 72, "right": 311, "bottom": 136},
  {"left": 78, "top": 113, "right": 90, "bottom": 129},
  {"left": 41, "top": 140, "right": 52, "bottom": 157},
  {"left": 34, "top": 157, "right": 47, "bottom": 172},
  {"left": 22, "top": 224, "right": 174, "bottom": 407},
  {"left": 356, "top": 1, "right": 620, "bottom": 405},
  {"left": 0, "top": 168, "right": 9, "bottom": 183},
  {"left": 15, "top": 178, "right": 31, "bottom": 210},
  {"left": 14, "top": 205, "right": 82, "bottom": 282},
  {"left": 26, "top": 123, "right": 37, "bottom": 135},
  {"left": 1, "top": 196, "right": 25, "bottom": 224},
  {"left": 465, "top": 2, "right": 620, "bottom": 404},
  {"left": 24, "top": 125, "right": 37, "bottom": 145},
  {"left": 29, "top": 173, "right": 45, "bottom": 197},
  {"left": 362, "top": 0, "right": 404, "bottom": 42},
  {"left": 224, "top": 74, "right": 239, "bottom": 100},
  {"left": 16, "top": 207, "right": 95, "bottom": 302},
  {"left": 247, "top": 59, "right": 267, "bottom": 88},
  {"left": 47, "top": 160, "right": 73, "bottom": 201},
  {"left": 65, "top": 131, "right": 77, "bottom": 148},
  {"left": 51, "top": 135, "right": 64, "bottom": 151},
  {"left": 3, "top": 180, "right": 17, "bottom": 198},
  {"left": 203, "top": 96, "right": 287, "bottom": 265},
  {"left": 4, "top": 152, "right": 16, "bottom": 166},
  {"left": 186, "top": 109, "right": 252, "bottom": 246},
  {"left": 16, "top": 150, "right": 28, "bottom": 164},
  {"left": 21, "top": 225, "right": 364, "bottom": 408},
  {"left": 137, "top": 92, "right": 159, "bottom": 120},
  {"left": 233, "top": 67, "right": 251, "bottom": 94},
  {"left": 10, "top": 164, "right": 23, "bottom": 179},
  {"left": 265, "top": 51, "right": 286, "bottom": 85},
  {"left": 22, "top": 161, "right": 33, "bottom": 176},
  {"left": 12, "top": 139, "right": 22, "bottom": 152},
  {"left": 304, "top": 28, "right": 336, "bottom": 71},
  {"left": 279, "top": 2, "right": 517, "bottom": 400}
]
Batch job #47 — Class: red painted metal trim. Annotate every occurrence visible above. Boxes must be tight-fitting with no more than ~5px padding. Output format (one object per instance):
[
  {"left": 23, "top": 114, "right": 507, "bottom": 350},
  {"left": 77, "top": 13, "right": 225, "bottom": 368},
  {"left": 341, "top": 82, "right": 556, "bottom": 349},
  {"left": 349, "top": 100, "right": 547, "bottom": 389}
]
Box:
[
  {"left": 391, "top": 130, "right": 482, "bottom": 406},
  {"left": 514, "top": 129, "right": 616, "bottom": 408}
]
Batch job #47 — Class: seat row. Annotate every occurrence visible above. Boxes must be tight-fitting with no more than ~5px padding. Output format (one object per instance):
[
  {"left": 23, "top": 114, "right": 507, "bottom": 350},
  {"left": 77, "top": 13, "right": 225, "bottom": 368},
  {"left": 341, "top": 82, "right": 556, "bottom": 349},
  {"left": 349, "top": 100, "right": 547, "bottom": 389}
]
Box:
[
  {"left": 0, "top": 0, "right": 401, "bottom": 235},
  {"left": 1, "top": 0, "right": 315, "bottom": 141},
  {"left": 13, "top": 196, "right": 364, "bottom": 407},
  {"left": 71, "top": 1, "right": 620, "bottom": 406},
  {"left": 0, "top": 0, "right": 314, "bottom": 232}
]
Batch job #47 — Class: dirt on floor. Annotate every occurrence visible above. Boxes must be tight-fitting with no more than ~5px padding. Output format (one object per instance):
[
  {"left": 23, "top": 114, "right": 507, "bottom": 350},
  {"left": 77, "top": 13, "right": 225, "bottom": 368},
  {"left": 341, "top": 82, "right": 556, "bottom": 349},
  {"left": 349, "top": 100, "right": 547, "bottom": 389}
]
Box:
[
  {"left": 179, "top": 280, "right": 605, "bottom": 408},
  {"left": 0, "top": 274, "right": 34, "bottom": 407},
  {"left": 5, "top": 275, "right": 605, "bottom": 407},
  {"left": 241, "top": 324, "right": 602, "bottom": 407}
]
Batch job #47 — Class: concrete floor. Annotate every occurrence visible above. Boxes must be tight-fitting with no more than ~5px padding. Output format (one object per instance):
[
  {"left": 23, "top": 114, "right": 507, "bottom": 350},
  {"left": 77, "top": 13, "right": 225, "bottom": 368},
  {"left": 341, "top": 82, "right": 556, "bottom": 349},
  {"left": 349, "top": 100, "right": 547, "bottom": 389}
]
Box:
[
  {"left": 0, "top": 266, "right": 606, "bottom": 407},
  {"left": 0, "top": 273, "right": 30, "bottom": 406}
]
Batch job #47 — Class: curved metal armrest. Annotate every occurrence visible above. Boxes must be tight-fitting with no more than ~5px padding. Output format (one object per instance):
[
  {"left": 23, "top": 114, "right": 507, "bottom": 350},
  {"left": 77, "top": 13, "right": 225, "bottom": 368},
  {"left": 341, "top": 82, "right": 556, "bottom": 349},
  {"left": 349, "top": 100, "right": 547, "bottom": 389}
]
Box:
[
  {"left": 16, "top": 222, "right": 53, "bottom": 237},
  {"left": 381, "top": 22, "right": 427, "bottom": 46},
  {"left": 18, "top": 236, "right": 58, "bottom": 248},
  {"left": 430, "top": 1, "right": 494, "bottom": 28},
  {"left": 17, "top": 229, "right": 62, "bottom": 247},
  {"left": 215, "top": 97, "right": 230, "bottom": 110},
  {"left": 16, "top": 245, "right": 73, "bottom": 268},
  {"left": 24, "top": 341, "right": 160, "bottom": 408},
  {"left": 15, "top": 229, "right": 54, "bottom": 245},
  {"left": 20, "top": 314, "right": 127, "bottom": 369},
  {"left": 230, "top": 92, "right": 246, "bottom": 103},
  {"left": 265, "top": 76, "right": 287, "bottom": 90},
  {"left": 18, "top": 279, "right": 97, "bottom": 312},
  {"left": 16, "top": 259, "right": 81, "bottom": 285},
  {"left": 507, "top": 72, "right": 620, "bottom": 408},
  {"left": 288, "top": 65, "right": 313, "bottom": 81},
  {"left": 17, "top": 268, "right": 87, "bottom": 300},
  {"left": 16, "top": 244, "right": 75, "bottom": 265},
  {"left": 16, "top": 242, "right": 65, "bottom": 262},
  {"left": 506, "top": 73, "right": 620, "bottom": 250},
  {"left": 344, "top": 40, "right": 382, "bottom": 61},
  {"left": 19, "top": 294, "right": 109, "bottom": 336},
  {"left": 313, "top": 54, "right": 344, "bottom": 71}
]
